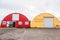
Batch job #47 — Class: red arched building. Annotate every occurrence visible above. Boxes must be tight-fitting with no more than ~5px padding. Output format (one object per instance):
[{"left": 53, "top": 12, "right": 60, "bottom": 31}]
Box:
[{"left": 1, "top": 13, "right": 30, "bottom": 28}]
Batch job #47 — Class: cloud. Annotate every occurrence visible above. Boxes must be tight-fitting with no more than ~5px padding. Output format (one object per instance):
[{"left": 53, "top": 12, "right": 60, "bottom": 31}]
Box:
[{"left": 0, "top": 0, "right": 60, "bottom": 21}]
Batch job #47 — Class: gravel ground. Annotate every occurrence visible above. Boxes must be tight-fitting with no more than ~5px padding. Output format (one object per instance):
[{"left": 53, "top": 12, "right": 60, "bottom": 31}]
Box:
[{"left": 0, "top": 28, "right": 60, "bottom": 40}]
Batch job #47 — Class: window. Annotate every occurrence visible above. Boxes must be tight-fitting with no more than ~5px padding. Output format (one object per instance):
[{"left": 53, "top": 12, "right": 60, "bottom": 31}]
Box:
[
  {"left": 25, "top": 21, "right": 29, "bottom": 25},
  {"left": 19, "top": 21, "right": 22, "bottom": 25},
  {"left": 2, "top": 21, "right": 6, "bottom": 25}
]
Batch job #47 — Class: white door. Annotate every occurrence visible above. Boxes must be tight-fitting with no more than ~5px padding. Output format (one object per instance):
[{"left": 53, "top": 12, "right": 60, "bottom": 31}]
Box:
[
  {"left": 12, "top": 14, "right": 19, "bottom": 21},
  {"left": 7, "top": 21, "right": 11, "bottom": 27},
  {"left": 44, "top": 18, "right": 54, "bottom": 28}
]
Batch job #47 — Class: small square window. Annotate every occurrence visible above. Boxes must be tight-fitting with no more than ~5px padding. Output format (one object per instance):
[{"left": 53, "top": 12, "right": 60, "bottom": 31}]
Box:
[
  {"left": 25, "top": 21, "right": 29, "bottom": 25},
  {"left": 19, "top": 21, "right": 22, "bottom": 25},
  {"left": 2, "top": 21, "right": 6, "bottom": 25}
]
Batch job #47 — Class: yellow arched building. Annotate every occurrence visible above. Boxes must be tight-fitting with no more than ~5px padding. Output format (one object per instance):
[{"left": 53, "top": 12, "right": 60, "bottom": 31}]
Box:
[{"left": 31, "top": 13, "right": 60, "bottom": 28}]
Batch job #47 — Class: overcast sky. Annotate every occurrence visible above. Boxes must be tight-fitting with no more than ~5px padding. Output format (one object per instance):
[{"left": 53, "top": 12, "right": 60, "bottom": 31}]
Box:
[{"left": 0, "top": 0, "right": 60, "bottom": 22}]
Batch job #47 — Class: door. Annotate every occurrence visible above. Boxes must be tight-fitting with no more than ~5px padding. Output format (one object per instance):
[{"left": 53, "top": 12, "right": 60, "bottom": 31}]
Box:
[
  {"left": 12, "top": 14, "right": 19, "bottom": 21},
  {"left": 44, "top": 18, "right": 54, "bottom": 28},
  {"left": 7, "top": 21, "right": 11, "bottom": 27},
  {"left": 12, "top": 21, "right": 15, "bottom": 27}
]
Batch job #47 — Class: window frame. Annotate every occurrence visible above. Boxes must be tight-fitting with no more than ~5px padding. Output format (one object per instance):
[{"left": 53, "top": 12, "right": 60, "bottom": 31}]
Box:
[
  {"left": 25, "top": 21, "right": 29, "bottom": 25},
  {"left": 2, "top": 21, "right": 6, "bottom": 25},
  {"left": 18, "top": 21, "right": 22, "bottom": 25}
]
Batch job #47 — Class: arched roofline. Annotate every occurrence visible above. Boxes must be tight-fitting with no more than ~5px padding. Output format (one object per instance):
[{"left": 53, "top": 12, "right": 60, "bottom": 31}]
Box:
[
  {"left": 33, "top": 13, "right": 59, "bottom": 22},
  {"left": 2, "top": 12, "right": 30, "bottom": 21}
]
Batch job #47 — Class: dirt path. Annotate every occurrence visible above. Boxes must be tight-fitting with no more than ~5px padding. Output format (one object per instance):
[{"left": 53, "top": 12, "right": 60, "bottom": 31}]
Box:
[{"left": 0, "top": 29, "right": 60, "bottom": 40}]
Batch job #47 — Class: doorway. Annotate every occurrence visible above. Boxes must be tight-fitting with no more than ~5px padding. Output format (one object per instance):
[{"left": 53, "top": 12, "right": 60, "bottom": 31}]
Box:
[
  {"left": 44, "top": 17, "right": 54, "bottom": 28},
  {"left": 12, "top": 21, "right": 15, "bottom": 27},
  {"left": 7, "top": 21, "right": 15, "bottom": 28}
]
